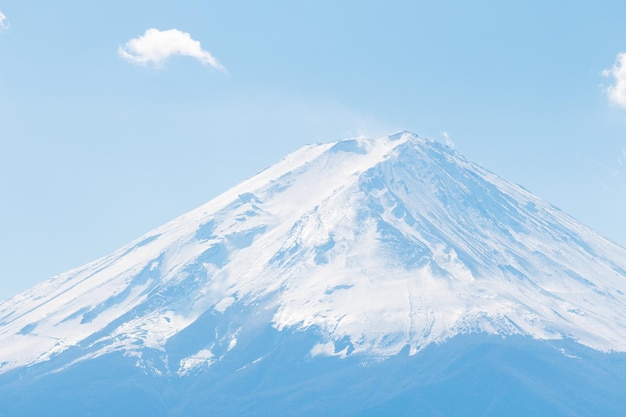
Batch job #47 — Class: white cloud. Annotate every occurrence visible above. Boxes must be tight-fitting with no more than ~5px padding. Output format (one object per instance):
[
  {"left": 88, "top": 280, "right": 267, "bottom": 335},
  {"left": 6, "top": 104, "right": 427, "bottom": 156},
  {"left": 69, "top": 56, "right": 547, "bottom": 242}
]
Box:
[
  {"left": 441, "top": 131, "right": 455, "bottom": 149},
  {"left": 603, "top": 52, "right": 626, "bottom": 107},
  {"left": 118, "top": 28, "right": 226, "bottom": 72},
  {"left": 0, "top": 11, "right": 8, "bottom": 30}
]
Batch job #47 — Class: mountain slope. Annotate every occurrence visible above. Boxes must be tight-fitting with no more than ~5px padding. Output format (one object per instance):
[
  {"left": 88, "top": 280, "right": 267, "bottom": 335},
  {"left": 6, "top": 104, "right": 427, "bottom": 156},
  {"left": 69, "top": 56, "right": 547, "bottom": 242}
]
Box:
[{"left": 1, "top": 131, "right": 626, "bottom": 381}]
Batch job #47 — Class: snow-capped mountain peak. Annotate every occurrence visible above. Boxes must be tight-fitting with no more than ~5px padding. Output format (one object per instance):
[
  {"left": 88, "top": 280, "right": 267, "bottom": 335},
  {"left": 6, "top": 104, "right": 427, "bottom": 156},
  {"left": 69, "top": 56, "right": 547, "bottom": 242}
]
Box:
[{"left": 1, "top": 131, "right": 626, "bottom": 376}]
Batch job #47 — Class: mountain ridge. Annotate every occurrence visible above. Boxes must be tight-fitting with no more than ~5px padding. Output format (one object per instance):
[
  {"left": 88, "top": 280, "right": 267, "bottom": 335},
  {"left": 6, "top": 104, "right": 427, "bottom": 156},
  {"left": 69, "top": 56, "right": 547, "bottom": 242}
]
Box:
[{"left": 1, "top": 131, "right": 626, "bottom": 379}]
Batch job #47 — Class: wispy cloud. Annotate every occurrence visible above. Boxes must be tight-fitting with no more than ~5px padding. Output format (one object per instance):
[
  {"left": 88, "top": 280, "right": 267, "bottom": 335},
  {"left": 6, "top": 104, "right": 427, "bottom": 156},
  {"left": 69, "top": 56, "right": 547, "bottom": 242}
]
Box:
[
  {"left": 603, "top": 52, "right": 626, "bottom": 107},
  {"left": 0, "top": 10, "right": 8, "bottom": 30},
  {"left": 118, "top": 28, "right": 226, "bottom": 72},
  {"left": 441, "top": 131, "right": 455, "bottom": 149}
]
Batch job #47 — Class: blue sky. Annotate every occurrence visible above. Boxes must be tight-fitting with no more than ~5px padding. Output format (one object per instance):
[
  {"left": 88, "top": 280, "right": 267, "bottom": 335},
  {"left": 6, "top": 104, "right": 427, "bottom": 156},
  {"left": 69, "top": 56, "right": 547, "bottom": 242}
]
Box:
[{"left": 1, "top": 1, "right": 625, "bottom": 300}]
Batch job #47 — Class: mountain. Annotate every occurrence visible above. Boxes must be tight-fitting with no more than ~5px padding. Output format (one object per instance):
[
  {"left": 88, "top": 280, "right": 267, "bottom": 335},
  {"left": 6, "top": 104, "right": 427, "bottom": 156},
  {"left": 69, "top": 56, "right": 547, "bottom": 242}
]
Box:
[{"left": 1, "top": 131, "right": 626, "bottom": 417}]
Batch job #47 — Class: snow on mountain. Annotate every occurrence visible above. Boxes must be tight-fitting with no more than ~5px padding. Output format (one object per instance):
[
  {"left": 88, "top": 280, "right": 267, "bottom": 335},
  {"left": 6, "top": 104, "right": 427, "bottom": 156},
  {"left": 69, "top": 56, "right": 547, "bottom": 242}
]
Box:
[{"left": 1, "top": 131, "right": 626, "bottom": 377}]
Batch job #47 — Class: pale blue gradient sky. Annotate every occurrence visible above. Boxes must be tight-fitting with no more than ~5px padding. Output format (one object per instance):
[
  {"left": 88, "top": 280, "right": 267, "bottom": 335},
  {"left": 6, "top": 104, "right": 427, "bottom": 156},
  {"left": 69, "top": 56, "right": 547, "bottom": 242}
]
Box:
[{"left": 1, "top": 1, "right": 625, "bottom": 300}]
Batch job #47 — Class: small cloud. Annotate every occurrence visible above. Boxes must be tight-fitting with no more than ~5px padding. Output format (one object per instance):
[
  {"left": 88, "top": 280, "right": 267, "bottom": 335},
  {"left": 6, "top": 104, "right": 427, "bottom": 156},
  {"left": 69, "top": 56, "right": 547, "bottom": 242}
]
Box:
[
  {"left": 441, "top": 131, "right": 455, "bottom": 149},
  {"left": 603, "top": 52, "right": 626, "bottom": 107},
  {"left": 118, "top": 28, "right": 226, "bottom": 72},
  {"left": 0, "top": 11, "right": 8, "bottom": 30}
]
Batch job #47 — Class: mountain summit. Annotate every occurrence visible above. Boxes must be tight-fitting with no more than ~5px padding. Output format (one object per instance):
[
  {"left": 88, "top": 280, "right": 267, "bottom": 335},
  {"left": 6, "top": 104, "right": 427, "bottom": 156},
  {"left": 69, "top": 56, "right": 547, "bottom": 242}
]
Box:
[{"left": 1, "top": 132, "right": 626, "bottom": 416}]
